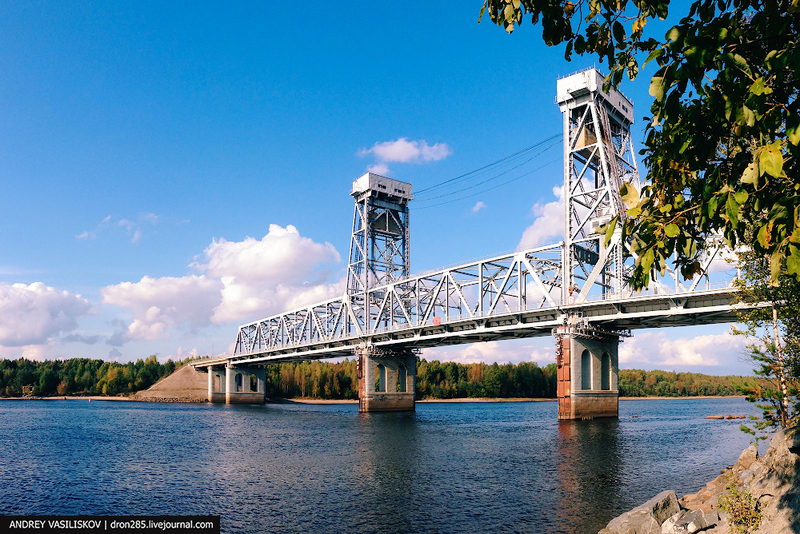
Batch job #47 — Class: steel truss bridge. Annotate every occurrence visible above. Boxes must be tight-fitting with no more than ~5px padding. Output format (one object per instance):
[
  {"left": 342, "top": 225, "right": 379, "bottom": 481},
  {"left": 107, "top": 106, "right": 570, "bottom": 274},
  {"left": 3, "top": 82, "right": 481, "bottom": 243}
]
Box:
[{"left": 195, "top": 68, "right": 740, "bottom": 370}]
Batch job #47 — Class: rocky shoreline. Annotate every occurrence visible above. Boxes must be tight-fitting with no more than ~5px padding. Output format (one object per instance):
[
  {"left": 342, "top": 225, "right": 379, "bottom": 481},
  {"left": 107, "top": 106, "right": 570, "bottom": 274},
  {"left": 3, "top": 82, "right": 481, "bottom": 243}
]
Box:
[{"left": 599, "top": 426, "right": 800, "bottom": 534}]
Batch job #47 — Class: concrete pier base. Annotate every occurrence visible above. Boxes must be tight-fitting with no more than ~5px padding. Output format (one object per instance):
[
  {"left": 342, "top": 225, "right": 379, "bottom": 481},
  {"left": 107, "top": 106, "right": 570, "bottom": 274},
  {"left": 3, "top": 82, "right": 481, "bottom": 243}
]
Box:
[
  {"left": 357, "top": 347, "right": 416, "bottom": 412},
  {"left": 555, "top": 322, "right": 622, "bottom": 420},
  {"left": 206, "top": 364, "right": 265, "bottom": 404}
]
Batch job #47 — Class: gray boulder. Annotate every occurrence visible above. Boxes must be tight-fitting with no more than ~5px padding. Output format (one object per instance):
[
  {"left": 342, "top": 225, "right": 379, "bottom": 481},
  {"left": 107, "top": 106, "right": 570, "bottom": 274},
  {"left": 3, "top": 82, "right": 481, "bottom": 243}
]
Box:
[
  {"left": 600, "top": 490, "right": 680, "bottom": 534},
  {"left": 659, "top": 509, "right": 718, "bottom": 534}
]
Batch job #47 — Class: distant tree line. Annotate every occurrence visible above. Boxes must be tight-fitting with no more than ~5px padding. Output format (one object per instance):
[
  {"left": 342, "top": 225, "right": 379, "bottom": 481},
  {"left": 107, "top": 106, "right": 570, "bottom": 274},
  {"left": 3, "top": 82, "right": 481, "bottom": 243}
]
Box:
[
  {"left": 0, "top": 356, "right": 762, "bottom": 400},
  {"left": 262, "top": 359, "right": 558, "bottom": 400},
  {"left": 0, "top": 356, "right": 193, "bottom": 397},
  {"left": 618, "top": 369, "right": 761, "bottom": 398}
]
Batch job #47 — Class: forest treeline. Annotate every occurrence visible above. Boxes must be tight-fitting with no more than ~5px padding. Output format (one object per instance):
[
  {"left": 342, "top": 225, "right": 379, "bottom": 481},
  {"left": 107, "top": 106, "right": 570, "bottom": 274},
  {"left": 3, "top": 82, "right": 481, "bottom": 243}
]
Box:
[
  {"left": 262, "top": 359, "right": 558, "bottom": 400},
  {"left": 0, "top": 356, "right": 192, "bottom": 397},
  {"left": 0, "top": 356, "right": 765, "bottom": 399}
]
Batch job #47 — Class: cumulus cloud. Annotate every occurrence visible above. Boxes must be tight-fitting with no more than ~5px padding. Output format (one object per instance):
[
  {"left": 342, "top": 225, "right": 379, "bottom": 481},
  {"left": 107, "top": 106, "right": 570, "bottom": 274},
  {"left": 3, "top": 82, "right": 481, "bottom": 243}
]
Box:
[
  {"left": 102, "top": 275, "right": 223, "bottom": 342},
  {"left": 619, "top": 330, "right": 747, "bottom": 368},
  {"left": 201, "top": 224, "right": 343, "bottom": 323},
  {"left": 102, "top": 224, "right": 344, "bottom": 343},
  {"left": 359, "top": 138, "right": 451, "bottom": 163},
  {"left": 358, "top": 138, "right": 451, "bottom": 174},
  {"left": 472, "top": 201, "right": 487, "bottom": 213},
  {"left": 518, "top": 186, "right": 565, "bottom": 250},
  {"left": 0, "top": 282, "right": 91, "bottom": 347}
]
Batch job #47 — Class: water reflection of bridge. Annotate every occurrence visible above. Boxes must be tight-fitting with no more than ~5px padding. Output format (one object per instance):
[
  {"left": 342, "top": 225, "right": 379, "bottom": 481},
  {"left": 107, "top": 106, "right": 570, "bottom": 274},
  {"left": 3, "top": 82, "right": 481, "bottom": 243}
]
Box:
[{"left": 192, "top": 68, "right": 738, "bottom": 419}]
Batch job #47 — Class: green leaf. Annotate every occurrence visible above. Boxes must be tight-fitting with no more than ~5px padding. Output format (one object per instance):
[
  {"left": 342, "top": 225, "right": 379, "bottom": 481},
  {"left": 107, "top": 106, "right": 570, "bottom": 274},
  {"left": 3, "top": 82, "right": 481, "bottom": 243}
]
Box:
[
  {"left": 613, "top": 21, "right": 624, "bottom": 43},
  {"left": 724, "top": 52, "right": 753, "bottom": 76},
  {"left": 649, "top": 76, "right": 666, "bottom": 101},
  {"left": 759, "top": 145, "right": 784, "bottom": 178},
  {"left": 741, "top": 160, "right": 759, "bottom": 185},
  {"left": 787, "top": 114, "right": 800, "bottom": 146},
  {"left": 643, "top": 48, "right": 664, "bottom": 68},
  {"left": 738, "top": 106, "right": 755, "bottom": 127},
  {"left": 770, "top": 249, "right": 783, "bottom": 281},
  {"left": 665, "top": 223, "right": 679, "bottom": 238},
  {"left": 757, "top": 222, "right": 772, "bottom": 249},
  {"left": 620, "top": 182, "right": 640, "bottom": 208},
  {"left": 604, "top": 216, "right": 618, "bottom": 247},
  {"left": 734, "top": 190, "right": 748, "bottom": 204},
  {"left": 641, "top": 248, "right": 655, "bottom": 273},
  {"left": 749, "top": 77, "right": 773, "bottom": 96},
  {"left": 786, "top": 254, "right": 800, "bottom": 277},
  {"left": 627, "top": 206, "right": 641, "bottom": 218},
  {"left": 726, "top": 193, "right": 739, "bottom": 227}
]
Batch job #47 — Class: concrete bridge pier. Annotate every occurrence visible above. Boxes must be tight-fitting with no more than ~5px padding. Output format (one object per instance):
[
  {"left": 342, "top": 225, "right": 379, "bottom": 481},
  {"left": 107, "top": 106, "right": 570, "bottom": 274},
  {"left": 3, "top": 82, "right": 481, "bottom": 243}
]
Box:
[
  {"left": 357, "top": 347, "right": 416, "bottom": 412},
  {"left": 554, "top": 322, "right": 622, "bottom": 420},
  {"left": 206, "top": 364, "right": 265, "bottom": 404}
]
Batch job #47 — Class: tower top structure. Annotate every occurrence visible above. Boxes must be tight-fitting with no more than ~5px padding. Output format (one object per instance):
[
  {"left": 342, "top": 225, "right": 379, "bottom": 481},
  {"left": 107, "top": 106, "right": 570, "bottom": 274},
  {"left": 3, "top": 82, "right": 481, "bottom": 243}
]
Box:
[
  {"left": 556, "top": 68, "right": 634, "bottom": 125},
  {"left": 351, "top": 173, "right": 413, "bottom": 201}
]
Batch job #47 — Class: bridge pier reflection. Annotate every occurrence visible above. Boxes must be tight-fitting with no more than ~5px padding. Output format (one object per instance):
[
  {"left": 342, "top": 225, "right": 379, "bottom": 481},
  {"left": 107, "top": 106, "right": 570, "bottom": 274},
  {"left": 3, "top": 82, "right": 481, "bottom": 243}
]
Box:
[
  {"left": 555, "top": 323, "right": 622, "bottom": 420},
  {"left": 357, "top": 347, "right": 416, "bottom": 412},
  {"left": 206, "top": 364, "right": 265, "bottom": 404}
]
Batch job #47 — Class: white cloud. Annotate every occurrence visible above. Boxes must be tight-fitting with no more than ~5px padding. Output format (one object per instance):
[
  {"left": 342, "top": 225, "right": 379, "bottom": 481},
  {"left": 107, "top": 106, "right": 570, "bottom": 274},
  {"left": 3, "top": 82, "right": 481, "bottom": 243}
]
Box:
[
  {"left": 518, "top": 186, "right": 565, "bottom": 250},
  {"left": 167, "top": 347, "right": 199, "bottom": 363},
  {"left": 78, "top": 213, "right": 158, "bottom": 244},
  {"left": 472, "top": 201, "right": 487, "bottom": 213},
  {"left": 76, "top": 215, "right": 112, "bottom": 240},
  {"left": 102, "top": 275, "right": 223, "bottom": 341},
  {"left": 367, "top": 163, "right": 390, "bottom": 175},
  {"left": 101, "top": 224, "right": 344, "bottom": 343},
  {"left": 359, "top": 137, "right": 451, "bottom": 166},
  {"left": 619, "top": 330, "right": 747, "bottom": 368},
  {"left": 423, "top": 340, "right": 554, "bottom": 366},
  {"left": 202, "top": 224, "right": 343, "bottom": 323},
  {"left": 0, "top": 282, "right": 91, "bottom": 347}
]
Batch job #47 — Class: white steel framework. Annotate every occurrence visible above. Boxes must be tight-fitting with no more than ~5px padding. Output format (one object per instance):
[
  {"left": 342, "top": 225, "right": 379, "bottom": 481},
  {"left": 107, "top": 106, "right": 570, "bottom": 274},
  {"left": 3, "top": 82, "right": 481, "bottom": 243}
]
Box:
[
  {"left": 192, "top": 68, "right": 740, "bottom": 370},
  {"left": 557, "top": 68, "right": 641, "bottom": 304}
]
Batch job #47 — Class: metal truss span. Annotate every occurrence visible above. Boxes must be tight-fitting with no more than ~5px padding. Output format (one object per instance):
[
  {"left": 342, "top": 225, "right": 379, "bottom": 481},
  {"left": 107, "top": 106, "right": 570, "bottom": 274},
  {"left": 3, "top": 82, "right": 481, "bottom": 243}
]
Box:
[{"left": 198, "top": 243, "right": 739, "bottom": 368}]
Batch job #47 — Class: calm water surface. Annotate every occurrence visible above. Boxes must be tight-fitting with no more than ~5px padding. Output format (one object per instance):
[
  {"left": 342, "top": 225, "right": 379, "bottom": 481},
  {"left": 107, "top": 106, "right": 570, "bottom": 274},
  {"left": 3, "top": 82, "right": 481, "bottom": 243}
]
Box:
[{"left": 0, "top": 398, "right": 757, "bottom": 533}]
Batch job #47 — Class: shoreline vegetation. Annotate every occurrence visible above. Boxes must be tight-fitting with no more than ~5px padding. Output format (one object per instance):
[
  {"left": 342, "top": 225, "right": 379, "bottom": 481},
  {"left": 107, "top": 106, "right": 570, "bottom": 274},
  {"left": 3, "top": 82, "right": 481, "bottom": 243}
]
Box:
[{"left": 0, "top": 356, "right": 769, "bottom": 401}]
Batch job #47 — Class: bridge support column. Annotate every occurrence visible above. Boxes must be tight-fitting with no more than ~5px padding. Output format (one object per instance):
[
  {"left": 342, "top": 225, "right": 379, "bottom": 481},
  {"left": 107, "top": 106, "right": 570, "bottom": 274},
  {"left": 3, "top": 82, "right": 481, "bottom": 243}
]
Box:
[
  {"left": 554, "top": 322, "right": 622, "bottom": 420},
  {"left": 357, "top": 347, "right": 416, "bottom": 412},
  {"left": 224, "top": 365, "right": 266, "bottom": 404},
  {"left": 207, "top": 365, "right": 227, "bottom": 403}
]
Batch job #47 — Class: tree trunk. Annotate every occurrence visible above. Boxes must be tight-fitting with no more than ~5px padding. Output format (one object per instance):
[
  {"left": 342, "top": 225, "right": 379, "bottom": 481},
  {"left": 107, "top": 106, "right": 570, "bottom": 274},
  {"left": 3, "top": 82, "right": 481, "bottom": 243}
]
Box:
[{"left": 772, "top": 305, "right": 790, "bottom": 428}]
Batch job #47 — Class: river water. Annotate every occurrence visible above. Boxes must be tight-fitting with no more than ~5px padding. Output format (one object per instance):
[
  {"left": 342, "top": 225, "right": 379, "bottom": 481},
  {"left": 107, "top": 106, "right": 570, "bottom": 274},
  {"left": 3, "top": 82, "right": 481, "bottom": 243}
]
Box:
[{"left": 0, "top": 398, "right": 756, "bottom": 533}]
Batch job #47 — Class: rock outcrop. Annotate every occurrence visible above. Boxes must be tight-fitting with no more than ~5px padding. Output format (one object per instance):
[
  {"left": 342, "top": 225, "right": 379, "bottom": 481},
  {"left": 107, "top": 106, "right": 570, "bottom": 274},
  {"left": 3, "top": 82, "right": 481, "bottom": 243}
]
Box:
[{"left": 599, "top": 425, "right": 800, "bottom": 534}]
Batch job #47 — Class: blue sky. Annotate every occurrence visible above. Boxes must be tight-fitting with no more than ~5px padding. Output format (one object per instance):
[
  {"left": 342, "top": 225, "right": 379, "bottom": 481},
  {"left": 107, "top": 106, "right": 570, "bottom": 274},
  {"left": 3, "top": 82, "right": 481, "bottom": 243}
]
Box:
[{"left": 0, "top": 1, "right": 752, "bottom": 374}]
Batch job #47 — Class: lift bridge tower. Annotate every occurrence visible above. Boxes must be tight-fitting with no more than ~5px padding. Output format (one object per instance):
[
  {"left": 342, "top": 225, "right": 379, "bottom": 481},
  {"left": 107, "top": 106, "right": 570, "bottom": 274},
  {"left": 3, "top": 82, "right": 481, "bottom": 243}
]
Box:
[
  {"left": 348, "top": 173, "right": 416, "bottom": 412},
  {"left": 554, "top": 69, "right": 641, "bottom": 419}
]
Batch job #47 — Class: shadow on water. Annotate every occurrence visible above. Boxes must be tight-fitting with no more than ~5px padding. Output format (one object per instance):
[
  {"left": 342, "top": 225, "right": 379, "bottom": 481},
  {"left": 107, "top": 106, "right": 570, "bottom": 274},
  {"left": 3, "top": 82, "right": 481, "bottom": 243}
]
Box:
[{"left": 554, "top": 418, "right": 623, "bottom": 533}]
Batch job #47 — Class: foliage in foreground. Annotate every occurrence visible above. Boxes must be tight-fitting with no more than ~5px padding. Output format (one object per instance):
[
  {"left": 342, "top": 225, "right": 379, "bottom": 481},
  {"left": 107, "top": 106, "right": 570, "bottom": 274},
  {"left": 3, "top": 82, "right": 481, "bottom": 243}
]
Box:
[
  {"left": 718, "top": 478, "right": 762, "bottom": 534},
  {"left": 0, "top": 356, "right": 194, "bottom": 397}
]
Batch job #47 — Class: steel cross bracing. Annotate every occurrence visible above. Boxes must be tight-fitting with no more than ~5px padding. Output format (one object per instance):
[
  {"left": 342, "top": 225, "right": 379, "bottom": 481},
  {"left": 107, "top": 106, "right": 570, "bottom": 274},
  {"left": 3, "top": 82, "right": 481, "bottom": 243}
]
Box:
[
  {"left": 219, "top": 243, "right": 737, "bottom": 367},
  {"left": 193, "top": 68, "right": 741, "bottom": 370}
]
